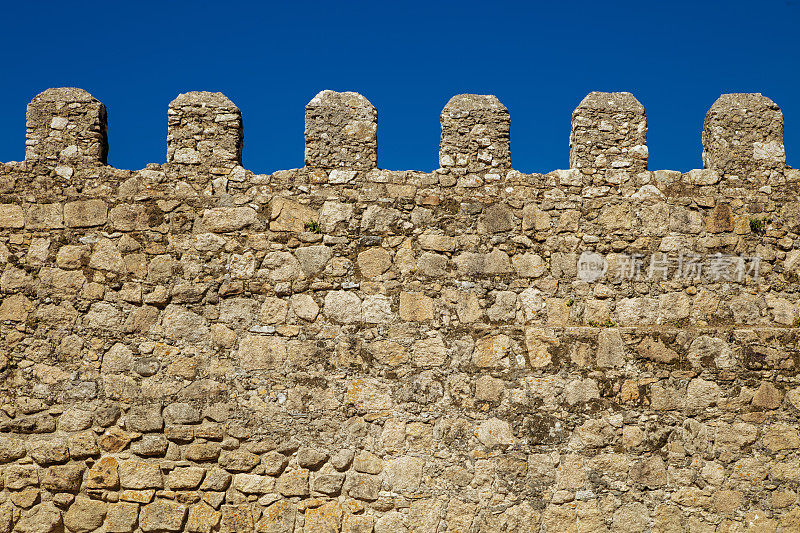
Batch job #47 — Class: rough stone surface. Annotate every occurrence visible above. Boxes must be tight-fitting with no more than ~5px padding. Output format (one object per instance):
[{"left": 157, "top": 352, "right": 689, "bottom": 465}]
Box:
[
  {"left": 703, "top": 93, "right": 785, "bottom": 182},
  {"left": 0, "top": 86, "right": 795, "bottom": 532}
]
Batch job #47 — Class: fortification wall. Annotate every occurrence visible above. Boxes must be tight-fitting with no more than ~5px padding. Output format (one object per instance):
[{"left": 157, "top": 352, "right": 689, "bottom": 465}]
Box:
[{"left": 0, "top": 87, "right": 797, "bottom": 532}]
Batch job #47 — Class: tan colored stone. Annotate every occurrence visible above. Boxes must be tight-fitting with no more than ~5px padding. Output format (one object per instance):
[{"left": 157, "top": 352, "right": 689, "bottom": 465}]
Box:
[
  {"left": 64, "top": 496, "right": 107, "bottom": 533},
  {"left": 139, "top": 500, "right": 187, "bottom": 532},
  {"left": 304, "top": 501, "right": 342, "bottom": 533},
  {"left": 276, "top": 469, "right": 309, "bottom": 496},
  {"left": 762, "top": 423, "right": 800, "bottom": 452},
  {"left": 105, "top": 502, "right": 139, "bottom": 533},
  {"left": 118, "top": 460, "right": 163, "bottom": 489},
  {"left": 358, "top": 247, "right": 392, "bottom": 278},
  {"left": 0, "top": 204, "right": 24, "bottom": 228},
  {"left": 476, "top": 418, "right": 514, "bottom": 448},
  {"left": 185, "top": 503, "right": 221, "bottom": 533},
  {"left": 0, "top": 293, "right": 32, "bottom": 321},
  {"left": 412, "top": 336, "right": 448, "bottom": 367},
  {"left": 399, "top": 291, "right": 433, "bottom": 321},
  {"left": 385, "top": 455, "right": 424, "bottom": 494},
  {"left": 473, "top": 334, "right": 510, "bottom": 369},
  {"left": 236, "top": 335, "right": 287, "bottom": 370},
  {"left": 202, "top": 206, "right": 258, "bottom": 232},
  {"left": 89, "top": 238, "right": 126, "bottom": 274},
  {"left": 752, "top": 381, "right": 783, "bottom": 409},
  {"left": 64, "top": 199, "right": 108, "bottom": 227},
  {"left": 269, "top": 197, "right": 317, "bottom": 232}
]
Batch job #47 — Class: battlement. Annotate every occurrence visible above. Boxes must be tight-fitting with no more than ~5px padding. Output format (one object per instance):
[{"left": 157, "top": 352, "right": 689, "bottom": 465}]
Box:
[
  {"left": 11, "top": 87, "right": 791, "bottom": 188},
  {"left": 0, "top": 87, "right": 799, "bottom": 533}
]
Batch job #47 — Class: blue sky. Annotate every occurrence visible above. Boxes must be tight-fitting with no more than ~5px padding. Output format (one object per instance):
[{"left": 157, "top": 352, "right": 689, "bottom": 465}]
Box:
[{"left": 1, "top": 0, "right": 797, "bottom": 174}]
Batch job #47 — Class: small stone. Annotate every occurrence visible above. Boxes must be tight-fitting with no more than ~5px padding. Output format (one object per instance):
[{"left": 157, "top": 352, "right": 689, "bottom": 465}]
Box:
[
  {"left": 202, "top": 207, "right": 258, "bottom": 232},
  {"left": 219, "top": 449, "right": 260, "bottom": 472},
  {"left": 305, "top": 501, "right": 343, "bottom": 532},
  {"left": 163, "top": 403, "right": 201, "bottom": 424},
  {"left": 329, "top": 449, "right": 355, "bottom": 471},
  {"left": 752, "top": 381, "right": 784, "bottom": 409},
  {"left": 86, "top": 456, "right": 119, "bottom": 489},
  {"left": 13, "top": 502, "right": 62, "bottom": 533},
  {"left": 358, "top": 247, "right": 392, "bottom": 278},
  {"left": 232, "top": 473, "right": 274, "bottom": 494},
  {"left": 199, "top": 467, "right": 231, "bottom": 492},
  {"left": 384, "top": 456, "right": 424, "bottom": 493},
  {"left": 476, "top": 418, "right": 514, "bottom": 448},
  {"left": 344, "top": 472, "right": 380, "bottom": 501},
  {"left": 126, "top": 405, "right": 163, "bottom": 432},
  {"left": 276, "top": 469, "right": 310, "bottom": 496},
  {"left": 64, "top": 199, "right": 107, "bottom": 228},
  {"left": 168, "top": 467, "right": 205, "bottom": 490},
  {"left": 297, "top": 447, "right": 328, "bottom": 469},
  {"left": 263, "top": 451, "right": 290, "bottom": 476},
  {"left": 40, "top": 463, "right": 85, "bottom": 492},
  {"left": 185, "top": 442, "right": 221, "bottom": 462},
  {"left": 0, "top": 204, "right": 24, "bottom": 228},
  {"left": 290, "top": 294, "right": 319, "bottom": 321},
  {"left": 118, "top": 459, "right": 163, "bottom": 489},
  {"left": 399, "top": 291, "right": 434, "bottom": 321},
  {"left": 313, "top": 473, "right": 346, "bottom": 495}
]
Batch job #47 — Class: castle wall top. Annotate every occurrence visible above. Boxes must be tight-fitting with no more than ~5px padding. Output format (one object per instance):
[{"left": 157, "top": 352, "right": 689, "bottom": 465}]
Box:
[
  {"left": 8, "top": 87, "right": 793, "bottom": 188},
  {"left": 703, "top": 92, "right": 785, "bottom": 183}
]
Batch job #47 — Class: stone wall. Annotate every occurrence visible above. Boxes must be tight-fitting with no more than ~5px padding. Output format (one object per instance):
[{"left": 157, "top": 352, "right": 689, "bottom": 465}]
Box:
[{"left": 0, "top": 87, "right": 798, "bottom": 532}]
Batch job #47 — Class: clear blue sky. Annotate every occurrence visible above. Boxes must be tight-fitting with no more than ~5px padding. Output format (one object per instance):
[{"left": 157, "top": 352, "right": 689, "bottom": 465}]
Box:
[{"left": 1, "top": 0, "right": 797, "bottom": 174}]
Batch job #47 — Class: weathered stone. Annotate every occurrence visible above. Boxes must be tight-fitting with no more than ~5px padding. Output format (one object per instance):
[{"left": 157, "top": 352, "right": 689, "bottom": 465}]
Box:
[
  {"left": 297, "top": 447, "right": 328, "bottom": 469},
  {"left": 105, "top": 502, "right": 139, "bottom": 533},
  {"left": 202, "top": 207, "right": 258, "bottom": 232},
  {"left": 752, "top": 381, "right": 784, "bottom": 409},
  {"left": 345, "top": 472, "right": 380, "bottom": 501},
  {"left": 473, "top": 334, "right": 510, "bottom": 369},
  {"left": 323, "top": 290, "right": 362, "bottom": 323},
  {"left": 374, "top": 511, "right": 409, "bottom": 533},
  {"left": 256, "top": 500, "right": 295, "bottom": 533},
  {"left": 184, "top": 503, "right": 220, "bottom": 533},
  {"left": 28, "top": 437, "right": 69, "bottom": 465},
  {"left": 168, "top": 467, "right": 205, "bottom": 490},
  {"left": 64, "top": 199, "right": 107, "bottom": 227},
  {"left": 64, "top": 496, "right": 107, "bottom": 533},
  {"left": 269, "top": 197, "right": 317, "bottom": 232},
  {"left": 399, "top": 291, "right": 433, "bottom": 322},
  {"left": 13, "top": 502, "right": 63, "bottom": 533},
  {"left": 139, "top": 500, "right": 187, "bottom": 532},
  {"left": 236, "top": 335, "right": 287, "bottom": 370},
  {"left": 86, "top": 456, "right": 119, "bottom": 489},
  {"left": 160, "top": 304, "right": 209, "bottom": 343},
  {"left": 41, "top": 463, "right": 85, "bottom": 492},
  {"left": 276, "top": 469, "right": 309, "bottom": 496},
  {"left": 126, "top": 405, "right": 164, "bottom": 432},
  {"left": 305, "top": 501, "right": 343, "bottom": 533},
  {"left": 294, "top": 245, "right": 333, "bottom": 276},
  {"left": 118, "top": 460, "right": 163, "bottom": 489},
  {"left": 476, "top": 417, "right": 514, "bottom": 448},
  {"left": 358, "top": 247, "right": 392, "bottom": 278},
  {"left": 0, "top": 204, "right": 24, "bottom": 228},
  {"left": 219, "top": 449, "right": 260, "bottom": 473},
  {"left": 384, "top": 456, "right": 423, "bottom": 493}
]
